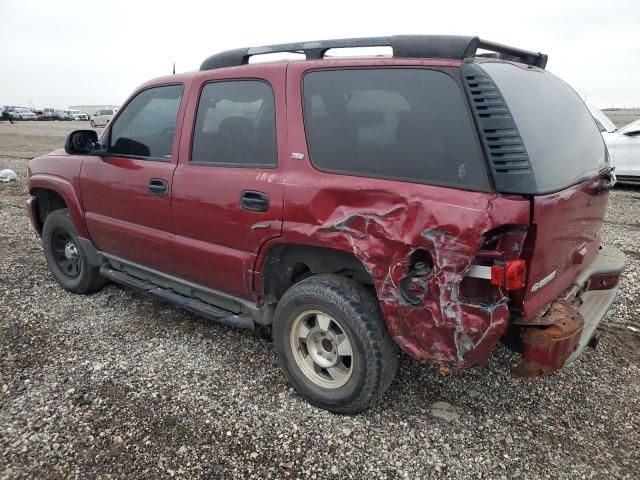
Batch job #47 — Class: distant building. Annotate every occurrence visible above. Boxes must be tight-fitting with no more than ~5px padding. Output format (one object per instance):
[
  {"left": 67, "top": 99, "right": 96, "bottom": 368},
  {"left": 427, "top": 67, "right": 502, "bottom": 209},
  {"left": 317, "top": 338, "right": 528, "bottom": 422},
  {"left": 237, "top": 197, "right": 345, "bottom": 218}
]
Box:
[{"left": 68, "top": 105, "right": 119, "bottom": 116}]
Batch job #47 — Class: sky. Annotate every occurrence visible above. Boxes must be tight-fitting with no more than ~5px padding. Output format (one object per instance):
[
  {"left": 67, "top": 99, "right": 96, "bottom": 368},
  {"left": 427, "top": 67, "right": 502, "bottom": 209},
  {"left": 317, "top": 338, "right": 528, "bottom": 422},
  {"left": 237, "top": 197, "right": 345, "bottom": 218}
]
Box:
[{"left": 1, "top": 0, "right": 638, "bottom": 109}]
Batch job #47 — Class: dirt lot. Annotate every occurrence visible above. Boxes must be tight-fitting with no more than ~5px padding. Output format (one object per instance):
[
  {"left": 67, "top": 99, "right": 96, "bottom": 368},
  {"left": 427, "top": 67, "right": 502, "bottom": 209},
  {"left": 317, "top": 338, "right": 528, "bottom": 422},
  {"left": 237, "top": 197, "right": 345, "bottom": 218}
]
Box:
[
  {"left": 1, "top": 121, "right": 639, "bottom": 479},
  {"left": 609, "top": 115, "right": 640, "bottom": 128},
  {"left": 608, "top": 115, "right": 640, "bottom": 129}
]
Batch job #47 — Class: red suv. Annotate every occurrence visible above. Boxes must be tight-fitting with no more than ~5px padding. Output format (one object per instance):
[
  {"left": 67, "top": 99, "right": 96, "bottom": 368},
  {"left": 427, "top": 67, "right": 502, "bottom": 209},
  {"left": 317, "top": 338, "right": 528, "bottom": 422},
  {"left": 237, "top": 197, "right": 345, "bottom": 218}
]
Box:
[{"left": 26, "top": 36, "right": 625, "bottom": 413}]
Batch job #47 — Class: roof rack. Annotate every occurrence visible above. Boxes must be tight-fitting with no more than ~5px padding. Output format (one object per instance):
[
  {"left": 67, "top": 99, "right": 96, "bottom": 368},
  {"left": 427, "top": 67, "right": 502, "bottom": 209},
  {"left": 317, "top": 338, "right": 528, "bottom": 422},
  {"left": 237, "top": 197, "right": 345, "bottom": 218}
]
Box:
[{"left": 199, "top": 35, "right": 548, "bottom": 71}]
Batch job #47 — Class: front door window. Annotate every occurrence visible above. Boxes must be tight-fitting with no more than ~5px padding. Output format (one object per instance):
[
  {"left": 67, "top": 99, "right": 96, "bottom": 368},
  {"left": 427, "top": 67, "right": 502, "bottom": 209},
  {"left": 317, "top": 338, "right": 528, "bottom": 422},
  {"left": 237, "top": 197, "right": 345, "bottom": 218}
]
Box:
[{"left": 109, "top": 84, "right": 184, "bottom": 160}]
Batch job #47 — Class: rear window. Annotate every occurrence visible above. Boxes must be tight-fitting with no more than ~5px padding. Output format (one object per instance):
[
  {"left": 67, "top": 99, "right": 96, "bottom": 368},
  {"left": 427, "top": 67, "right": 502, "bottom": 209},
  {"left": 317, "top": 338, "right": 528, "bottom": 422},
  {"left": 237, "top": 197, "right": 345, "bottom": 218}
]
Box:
[
  {"left": 302, "top": 68, "right": 489, "bottom": 190},
  {"left": 191, "top": 80, "right": 277, "bottom": 167},
  {"left": 480, "top": 62, "right": 607, "bottom": 193}
]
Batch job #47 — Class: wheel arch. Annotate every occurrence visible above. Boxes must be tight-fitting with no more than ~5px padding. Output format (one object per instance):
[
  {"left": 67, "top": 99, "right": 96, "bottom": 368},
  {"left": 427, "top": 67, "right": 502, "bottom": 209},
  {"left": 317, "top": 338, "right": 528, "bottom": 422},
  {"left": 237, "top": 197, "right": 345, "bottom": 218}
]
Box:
[
  {"left": 29, "top": 175, "right": 88, "bottom": 237},
  {"left": 257, "top": 243, "right": 376, "bottom": 304}
]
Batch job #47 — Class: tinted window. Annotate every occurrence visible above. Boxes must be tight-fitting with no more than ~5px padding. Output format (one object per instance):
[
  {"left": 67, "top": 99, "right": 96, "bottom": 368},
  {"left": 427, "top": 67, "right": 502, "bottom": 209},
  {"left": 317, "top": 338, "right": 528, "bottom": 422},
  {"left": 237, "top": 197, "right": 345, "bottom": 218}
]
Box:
[
  {"left": 191, "top": 80, "right": 276, "bottom": 167},
  {"left": 302, "top": 69, "right": 488, "bottom": 189},
  {"left": 110, "top": 85, "right": 183, "bottom": 159},
  {"left": 481, "top": 62, "right": 607, "bottom": 193}
]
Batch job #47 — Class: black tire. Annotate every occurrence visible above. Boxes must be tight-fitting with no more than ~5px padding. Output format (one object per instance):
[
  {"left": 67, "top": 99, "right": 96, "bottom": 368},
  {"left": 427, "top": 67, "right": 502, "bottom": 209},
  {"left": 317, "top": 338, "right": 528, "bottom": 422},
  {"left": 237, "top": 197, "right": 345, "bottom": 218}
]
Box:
[
  {"left": 90, "top": 120, "right": 96, "bottom": 127},
  {"left": 42, "top": 209, "right": 106, "bottom": 294},
  {"left": 273, "top": 274, "right": 398, "bottom": 414}
]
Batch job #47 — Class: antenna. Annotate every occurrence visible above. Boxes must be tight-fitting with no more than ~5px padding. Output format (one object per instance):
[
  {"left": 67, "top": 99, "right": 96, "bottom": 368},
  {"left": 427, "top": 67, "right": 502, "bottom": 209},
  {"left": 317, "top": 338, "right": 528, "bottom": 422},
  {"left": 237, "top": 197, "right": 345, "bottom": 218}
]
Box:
[{"left": 172, "top": 62, "right": 175, "bottom": 75}]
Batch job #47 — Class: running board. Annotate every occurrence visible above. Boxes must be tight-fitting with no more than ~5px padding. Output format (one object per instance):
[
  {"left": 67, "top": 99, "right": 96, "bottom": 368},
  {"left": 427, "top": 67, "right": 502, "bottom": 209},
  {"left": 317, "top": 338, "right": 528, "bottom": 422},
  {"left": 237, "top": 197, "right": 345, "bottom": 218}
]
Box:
[
  {"left": 99, "top": 265, "right": 254, "bottom": 329},
  {"left": 615, "top": 175, "right": 640, "bottom": 185}
]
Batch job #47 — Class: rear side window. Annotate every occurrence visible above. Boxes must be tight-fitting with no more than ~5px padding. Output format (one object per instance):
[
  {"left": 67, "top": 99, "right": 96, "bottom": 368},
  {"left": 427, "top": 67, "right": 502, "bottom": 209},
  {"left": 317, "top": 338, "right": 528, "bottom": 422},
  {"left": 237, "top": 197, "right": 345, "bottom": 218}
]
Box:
[
  {"left": 302, "top": 68, "right": 488, "bottom": 190},
  {"left": 110, "top": 84, "right": 183, "bottom": 160},
  {"left": 191, "top": 80, "right": 277, "bottom": 167},
  {"left": 480, "top": 62, "right": 607, "bottom": 193}
]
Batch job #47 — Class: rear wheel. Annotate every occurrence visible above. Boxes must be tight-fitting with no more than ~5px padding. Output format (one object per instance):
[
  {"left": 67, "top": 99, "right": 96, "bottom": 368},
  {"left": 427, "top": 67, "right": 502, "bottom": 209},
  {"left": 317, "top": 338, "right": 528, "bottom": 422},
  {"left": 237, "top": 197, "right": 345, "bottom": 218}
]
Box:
[
  {"left": 42, "top": 209, "right": 106, "bottom": 294},
  {"left": 274, "top": 275, "right": 397, "bottom": 414}
]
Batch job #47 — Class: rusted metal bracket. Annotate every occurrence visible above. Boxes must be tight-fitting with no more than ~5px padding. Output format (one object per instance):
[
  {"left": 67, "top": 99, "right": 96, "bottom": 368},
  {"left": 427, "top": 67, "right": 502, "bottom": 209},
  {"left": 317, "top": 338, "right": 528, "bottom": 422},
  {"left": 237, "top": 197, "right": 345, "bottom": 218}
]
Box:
[{"left": 512, "top": 300, "right": 584, "bottom": 378}]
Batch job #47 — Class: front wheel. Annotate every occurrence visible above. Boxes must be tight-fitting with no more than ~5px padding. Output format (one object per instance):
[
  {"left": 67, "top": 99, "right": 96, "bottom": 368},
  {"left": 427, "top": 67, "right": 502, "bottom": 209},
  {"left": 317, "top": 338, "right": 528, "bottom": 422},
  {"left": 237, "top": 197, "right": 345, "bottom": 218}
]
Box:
[
  {"left": 273, "top": 275, "right": 398, "bottom": 414},
  {"left": 42, "top": 209, "right": 106, "bottom": 294},
  {"left": 90, "top": 120, "right": 96, "bottom": 127}
]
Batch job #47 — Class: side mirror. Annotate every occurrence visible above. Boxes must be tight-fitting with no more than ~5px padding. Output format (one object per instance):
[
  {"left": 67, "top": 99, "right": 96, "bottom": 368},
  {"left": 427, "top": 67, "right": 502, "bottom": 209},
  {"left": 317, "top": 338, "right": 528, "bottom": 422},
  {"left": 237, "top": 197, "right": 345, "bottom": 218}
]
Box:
[{"left": 64, "top": 130, "right": 102, "bottom": 155}]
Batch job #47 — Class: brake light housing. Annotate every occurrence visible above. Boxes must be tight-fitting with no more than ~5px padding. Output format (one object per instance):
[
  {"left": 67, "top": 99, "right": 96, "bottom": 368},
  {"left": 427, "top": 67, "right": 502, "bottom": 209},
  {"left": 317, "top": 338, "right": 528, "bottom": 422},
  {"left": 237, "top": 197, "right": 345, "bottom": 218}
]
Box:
[
  {"left": 490, "top": 260, "right": 526, "bottom": 290},
  {"left": 490, "top": 265, "right": 504, "bottom": 286}
]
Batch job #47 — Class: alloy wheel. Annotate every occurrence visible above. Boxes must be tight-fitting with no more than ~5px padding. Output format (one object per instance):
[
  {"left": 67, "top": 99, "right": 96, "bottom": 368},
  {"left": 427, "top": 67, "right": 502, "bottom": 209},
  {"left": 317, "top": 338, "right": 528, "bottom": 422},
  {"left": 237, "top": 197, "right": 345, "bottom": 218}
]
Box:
[{"left": 289, "top": 309, "right": 354, "bottom": 389}]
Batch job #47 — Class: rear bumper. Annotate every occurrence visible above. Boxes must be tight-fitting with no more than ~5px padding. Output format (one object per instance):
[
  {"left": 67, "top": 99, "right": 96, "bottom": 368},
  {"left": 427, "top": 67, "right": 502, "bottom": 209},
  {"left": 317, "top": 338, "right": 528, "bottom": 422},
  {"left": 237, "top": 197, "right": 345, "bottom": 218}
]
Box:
[
  {"left": 564, "top": 245, "right": 625, "bottom": 365},
  {"left": 513, "top": 245, "right": 625, "bottom": 377}
]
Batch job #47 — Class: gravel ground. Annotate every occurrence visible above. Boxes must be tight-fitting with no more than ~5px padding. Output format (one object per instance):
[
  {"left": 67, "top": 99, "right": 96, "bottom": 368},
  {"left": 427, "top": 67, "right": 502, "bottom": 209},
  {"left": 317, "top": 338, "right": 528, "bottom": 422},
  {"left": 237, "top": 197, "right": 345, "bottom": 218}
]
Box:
[{"left": 0, "top": 122, "right": 639, "bottom": 479}]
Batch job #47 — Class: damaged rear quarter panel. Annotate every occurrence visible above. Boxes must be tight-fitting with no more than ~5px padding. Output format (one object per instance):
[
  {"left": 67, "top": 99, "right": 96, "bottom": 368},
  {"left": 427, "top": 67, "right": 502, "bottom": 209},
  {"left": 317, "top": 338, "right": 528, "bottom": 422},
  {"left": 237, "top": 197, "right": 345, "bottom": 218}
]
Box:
[
  {"left": 276, "top": 175, "right": 530, "bottom": 366},
  {"left": 275, "top": 58, "right": 531, "bottom": 367}
]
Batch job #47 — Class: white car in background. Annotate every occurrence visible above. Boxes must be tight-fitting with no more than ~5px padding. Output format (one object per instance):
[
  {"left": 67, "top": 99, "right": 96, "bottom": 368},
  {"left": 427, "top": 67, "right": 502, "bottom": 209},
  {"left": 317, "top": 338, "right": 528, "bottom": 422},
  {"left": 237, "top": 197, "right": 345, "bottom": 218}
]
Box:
[
  {"left": 604, "top": 120, "right": 640, "bottom": 184},
  {"left": 68, "top": 109, "right": 88, "bottom": 121},
  {"left": 90, "top": 109, "right": 116, "bottom": 127},
  {"left": 11, "top": 108, "right": 37, "bottom": 121},
  {"left": 588, "top": 105, "right": 640, "bottom": 184}
]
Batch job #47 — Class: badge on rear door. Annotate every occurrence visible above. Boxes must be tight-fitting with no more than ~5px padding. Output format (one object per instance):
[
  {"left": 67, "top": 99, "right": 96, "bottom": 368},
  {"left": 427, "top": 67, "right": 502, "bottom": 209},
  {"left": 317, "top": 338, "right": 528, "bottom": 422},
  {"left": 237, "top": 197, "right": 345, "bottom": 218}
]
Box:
[{"left": 531, "top": 270, "right": 557, "bottom": 292}]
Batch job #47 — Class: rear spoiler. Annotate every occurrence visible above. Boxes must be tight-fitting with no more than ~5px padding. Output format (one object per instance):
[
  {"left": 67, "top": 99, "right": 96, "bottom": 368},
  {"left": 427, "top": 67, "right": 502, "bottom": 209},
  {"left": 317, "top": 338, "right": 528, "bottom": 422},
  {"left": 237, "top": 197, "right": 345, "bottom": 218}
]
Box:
[
  {"left": 474, "top": 39, "right": 548, "bottom": 68},
  {"left": 200, "top": 35, "right": 548, "bottom": 71}
]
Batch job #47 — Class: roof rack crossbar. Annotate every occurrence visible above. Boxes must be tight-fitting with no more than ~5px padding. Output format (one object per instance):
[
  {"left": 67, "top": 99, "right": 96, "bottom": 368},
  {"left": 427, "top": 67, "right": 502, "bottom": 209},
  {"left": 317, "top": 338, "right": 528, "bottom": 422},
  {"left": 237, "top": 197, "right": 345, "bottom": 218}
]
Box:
[{"left": 199, "top": 35, "right": 548, "bottom": 71}]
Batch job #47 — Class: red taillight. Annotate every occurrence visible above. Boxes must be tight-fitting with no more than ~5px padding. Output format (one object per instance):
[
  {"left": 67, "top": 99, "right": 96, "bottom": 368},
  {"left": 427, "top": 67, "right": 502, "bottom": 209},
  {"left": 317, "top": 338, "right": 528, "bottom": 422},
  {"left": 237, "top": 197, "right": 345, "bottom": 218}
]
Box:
[
  {"left": 490, "top": 260, "right": 526, "bottom": 290},
  {"left": 505, "top": 260, "right": 526, "bottom": 290}
]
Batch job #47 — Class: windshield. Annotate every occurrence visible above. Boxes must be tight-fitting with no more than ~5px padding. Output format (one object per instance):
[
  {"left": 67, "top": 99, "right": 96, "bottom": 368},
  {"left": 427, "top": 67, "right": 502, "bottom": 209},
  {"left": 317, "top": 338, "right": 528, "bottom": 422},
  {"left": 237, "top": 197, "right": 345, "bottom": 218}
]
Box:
[{"left": 481, "top": 62, "right": 607, "bottom": 193}]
